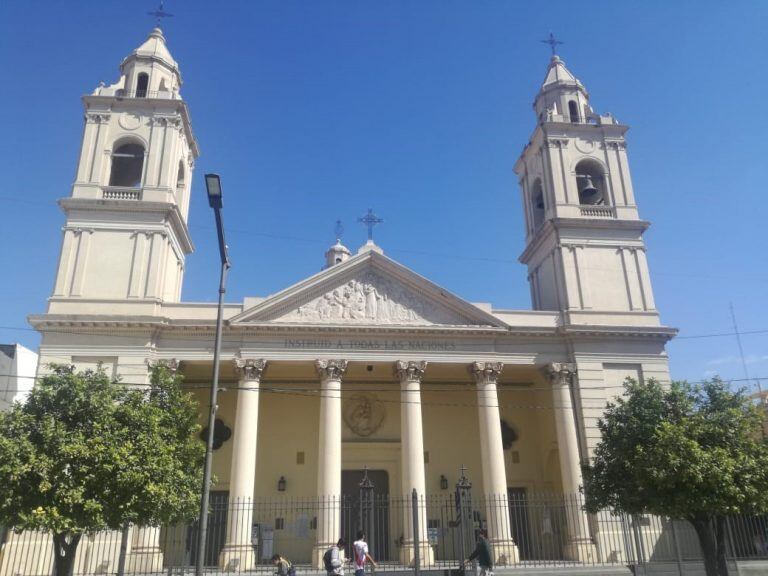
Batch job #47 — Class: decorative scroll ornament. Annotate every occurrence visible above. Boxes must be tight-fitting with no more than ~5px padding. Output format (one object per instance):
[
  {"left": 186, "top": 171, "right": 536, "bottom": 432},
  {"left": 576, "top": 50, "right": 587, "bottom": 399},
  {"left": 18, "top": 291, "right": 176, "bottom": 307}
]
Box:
[
  {"left": 343, "top": 394, "right": 385, "bottom": 437},
  {"left": 315, "top": 359, "right": 348, "bottom": 381},
  {"left": 470, "top": 361, "right": 504, "bottom": 384},
  {"left": 277, "top": 270, "right": 475, "bottom": 326},
  {"left": 234, "top": 358, "right": 266, "bottom": 381},
  {"left": 544, "top": 362, "right": 577, "bottom": 387},
  {"left": 85, "top": 113, "right": 110, "bottom": 124},
  {"left": 395, "top": 360, "right": 427, "bottom": 383}
]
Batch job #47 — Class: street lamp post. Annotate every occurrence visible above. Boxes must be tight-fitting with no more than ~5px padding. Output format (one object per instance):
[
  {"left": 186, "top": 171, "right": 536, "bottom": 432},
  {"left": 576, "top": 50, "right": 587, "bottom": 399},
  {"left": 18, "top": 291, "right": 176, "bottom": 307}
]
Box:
[{"left": 196, "top": 173, "right": 230, "bottom": 575}]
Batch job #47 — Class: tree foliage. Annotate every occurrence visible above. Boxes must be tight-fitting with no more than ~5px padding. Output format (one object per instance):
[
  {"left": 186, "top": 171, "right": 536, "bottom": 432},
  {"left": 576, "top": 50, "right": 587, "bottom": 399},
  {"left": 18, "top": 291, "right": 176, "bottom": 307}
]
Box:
[
  {"left": 0, "top": 364, "right": 204, "bottom": 575},
  {"left": 583, "top": 378, "right": 768, "bottom": 576}
]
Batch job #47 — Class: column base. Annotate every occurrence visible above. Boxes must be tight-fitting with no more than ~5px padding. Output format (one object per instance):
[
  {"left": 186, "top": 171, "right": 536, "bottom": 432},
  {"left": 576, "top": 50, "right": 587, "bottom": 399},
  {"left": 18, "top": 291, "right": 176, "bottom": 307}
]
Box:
[
  {"left": 399, "top": 541, "right": 435, "bottom": 566},
  {"left": 488, "top": 538, "right": 519, "bottom": 565},
  {"left": 313, "top": 544, "right": 347, "bottom": 570},
  {"left": 126, "top": 547, "right": 164, "bottom": 572},
  {"left": 563, "top": 538, "right": 598, "bottom": 563},
  {"left": 219, "top": 544, "right": 257, "bottom": 571}
]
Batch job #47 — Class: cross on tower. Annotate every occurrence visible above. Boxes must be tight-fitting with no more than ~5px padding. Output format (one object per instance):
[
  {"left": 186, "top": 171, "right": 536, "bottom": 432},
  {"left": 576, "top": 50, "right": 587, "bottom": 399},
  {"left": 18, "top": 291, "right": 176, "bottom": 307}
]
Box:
[
  {"left": 147, "top": 1, "right": 173, "bottom": 26},
  {"left": 334, "top": 220, "right": 344, "bottom": 242},
  {"left": 541, "top": 32, "right": 564, "bottom": 56},
  {"left": 358, "top": 208, "right": 383, "bottom": 242}
]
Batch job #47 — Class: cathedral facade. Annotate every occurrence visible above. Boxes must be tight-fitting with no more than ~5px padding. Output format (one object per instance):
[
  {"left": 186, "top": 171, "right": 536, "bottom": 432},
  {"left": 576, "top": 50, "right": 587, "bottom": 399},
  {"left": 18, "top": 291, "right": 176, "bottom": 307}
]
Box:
[{"left": 12, "top": 27, "right": 675, "bottom": 572}]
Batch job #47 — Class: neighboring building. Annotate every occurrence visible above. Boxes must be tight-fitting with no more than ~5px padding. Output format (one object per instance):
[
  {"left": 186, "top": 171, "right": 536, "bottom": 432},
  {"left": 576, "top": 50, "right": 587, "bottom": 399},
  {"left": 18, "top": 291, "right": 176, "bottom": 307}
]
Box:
[
  {"left": 12, "top": 27, "right": 677, "bottom": 573},
  {"left": 0, "top": 344, "right": 38, "bottom": 411}
]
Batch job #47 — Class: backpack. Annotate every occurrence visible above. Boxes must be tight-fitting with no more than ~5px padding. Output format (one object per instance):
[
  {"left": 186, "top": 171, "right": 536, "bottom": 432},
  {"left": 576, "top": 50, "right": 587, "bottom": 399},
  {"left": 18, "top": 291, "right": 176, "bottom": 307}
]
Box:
[{"left": 323, "top": 547, "right": 335, "bottom": 572}]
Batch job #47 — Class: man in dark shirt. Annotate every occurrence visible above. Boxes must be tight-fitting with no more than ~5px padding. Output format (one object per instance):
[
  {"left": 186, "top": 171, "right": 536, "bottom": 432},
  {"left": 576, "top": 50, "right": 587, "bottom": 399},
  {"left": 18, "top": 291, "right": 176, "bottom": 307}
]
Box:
[{"left": 466, "top": 530, "right": 493, "bottom": 576}]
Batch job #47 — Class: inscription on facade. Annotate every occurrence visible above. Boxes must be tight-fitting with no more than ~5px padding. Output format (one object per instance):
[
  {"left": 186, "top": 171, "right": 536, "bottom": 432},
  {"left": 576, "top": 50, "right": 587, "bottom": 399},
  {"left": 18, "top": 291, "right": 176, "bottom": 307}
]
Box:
[{"left": 283, "top": 338, "right": 456, "bottom": 351}]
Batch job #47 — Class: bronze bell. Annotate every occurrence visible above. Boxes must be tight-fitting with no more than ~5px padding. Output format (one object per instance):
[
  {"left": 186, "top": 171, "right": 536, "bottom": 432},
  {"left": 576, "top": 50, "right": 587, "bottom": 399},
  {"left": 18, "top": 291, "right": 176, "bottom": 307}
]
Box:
[{"left": 579, "top": 176, "right": 603, "bottom": 205}]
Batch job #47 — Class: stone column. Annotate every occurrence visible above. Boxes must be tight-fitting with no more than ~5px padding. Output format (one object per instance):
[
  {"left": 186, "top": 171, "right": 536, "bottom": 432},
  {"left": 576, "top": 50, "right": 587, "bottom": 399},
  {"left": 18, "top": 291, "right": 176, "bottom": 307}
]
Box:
[
  {"left": 313, "top": 359, "right": 347, "bottom": 568},
  {"left": 127, "top": 360, "right": 180, "bottom": 571},
  {"left": 471, "top": 362, "right": 519, "bottom": 565},
  {"left": 126, "top": 527, "right": 163, "bottom": 572},
  {"left": 219, "top": 358, "right": 267, "bottom": 569},
  {"left": 396, "top": 361, "right": 434, "bottom": 566},
  {"left": 544, "top": 362, "right": 597, "bottom": 562}
]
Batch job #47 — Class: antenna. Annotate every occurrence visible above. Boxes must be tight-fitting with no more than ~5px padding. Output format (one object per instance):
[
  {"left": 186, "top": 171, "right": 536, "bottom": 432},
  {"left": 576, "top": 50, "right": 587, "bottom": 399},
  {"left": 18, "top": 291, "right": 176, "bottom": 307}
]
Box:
[{"left": 729, "top": 302, "right": 765, "bottom": 404}]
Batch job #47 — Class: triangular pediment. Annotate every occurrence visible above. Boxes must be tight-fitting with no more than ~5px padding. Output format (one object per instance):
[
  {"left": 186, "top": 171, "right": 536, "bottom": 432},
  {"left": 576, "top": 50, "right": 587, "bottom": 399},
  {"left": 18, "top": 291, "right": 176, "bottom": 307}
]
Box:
[{"left": 230, "top": 250, "right": 506, "bottom": 328}]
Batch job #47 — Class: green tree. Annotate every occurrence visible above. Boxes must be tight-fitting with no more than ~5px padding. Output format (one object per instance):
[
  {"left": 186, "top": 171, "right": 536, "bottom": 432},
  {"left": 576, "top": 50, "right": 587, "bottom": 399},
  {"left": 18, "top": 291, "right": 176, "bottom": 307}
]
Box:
[
  {"left": 0, "top": 364, "right": 204, "bottom": 576},
  {"left": 583, "top": 378, "right": 768, "bottom": 576}
]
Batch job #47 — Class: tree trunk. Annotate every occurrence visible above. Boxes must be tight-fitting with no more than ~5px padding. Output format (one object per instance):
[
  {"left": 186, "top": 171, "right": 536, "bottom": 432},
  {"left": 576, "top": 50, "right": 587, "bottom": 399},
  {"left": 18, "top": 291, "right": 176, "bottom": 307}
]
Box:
[
  {"left": 52, "top": 532, "right": 82, "bottom": 576},
  {"left": 690, "top": 515, "right": 729, "bottom": 576}
]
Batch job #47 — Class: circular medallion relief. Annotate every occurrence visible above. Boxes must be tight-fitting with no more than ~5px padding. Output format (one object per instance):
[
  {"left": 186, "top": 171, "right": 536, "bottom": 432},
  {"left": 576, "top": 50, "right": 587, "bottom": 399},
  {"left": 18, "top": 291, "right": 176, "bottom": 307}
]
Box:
[
  {"left": 343, "top": 394, "right": 385, "bottom": 437},
  {"left": 118, "top": 113, "right": 142, "bottom": 131},
  {"left": 574, "top": 140, "right": 596, "bottom": 154}
]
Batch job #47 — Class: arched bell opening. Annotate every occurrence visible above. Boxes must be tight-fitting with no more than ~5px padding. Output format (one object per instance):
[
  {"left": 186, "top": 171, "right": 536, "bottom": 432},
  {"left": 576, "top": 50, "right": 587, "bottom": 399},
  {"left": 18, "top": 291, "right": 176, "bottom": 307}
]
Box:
[
  {"left": 109, "top": 142, "right": 145, "bottom": 188},
  {"left": 574, "top": 159, "right": 606, "bottom": 206},
  {"left": 530, "top": 178, "right": 546, "bottom": 230}
]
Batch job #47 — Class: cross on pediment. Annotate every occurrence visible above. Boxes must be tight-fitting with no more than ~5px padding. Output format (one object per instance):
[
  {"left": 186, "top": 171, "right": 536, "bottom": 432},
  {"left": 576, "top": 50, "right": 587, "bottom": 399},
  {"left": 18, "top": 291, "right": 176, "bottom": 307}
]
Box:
[{"left": 358, "top": 208, "right": 383, "bottom": 242}]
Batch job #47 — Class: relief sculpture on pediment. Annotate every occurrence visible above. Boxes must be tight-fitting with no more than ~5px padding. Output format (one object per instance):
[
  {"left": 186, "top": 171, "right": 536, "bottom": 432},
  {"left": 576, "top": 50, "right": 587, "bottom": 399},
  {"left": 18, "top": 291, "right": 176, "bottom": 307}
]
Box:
[{"left": 277, "top": 271, "right": 473, "bottom": 325}]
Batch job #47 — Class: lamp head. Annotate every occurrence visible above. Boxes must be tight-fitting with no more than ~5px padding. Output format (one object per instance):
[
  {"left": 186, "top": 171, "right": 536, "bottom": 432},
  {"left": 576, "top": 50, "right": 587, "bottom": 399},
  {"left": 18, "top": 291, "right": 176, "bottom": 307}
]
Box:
[{"left": 205, "top": 173, "right": 223, "bottom": 208}]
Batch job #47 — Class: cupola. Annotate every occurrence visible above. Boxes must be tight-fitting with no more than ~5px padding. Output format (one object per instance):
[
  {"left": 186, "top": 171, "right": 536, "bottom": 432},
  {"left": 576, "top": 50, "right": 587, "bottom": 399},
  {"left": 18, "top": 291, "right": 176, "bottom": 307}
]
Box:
[
  {"left": 534, "top": 55, "right": 592, "bottom": 123},
  {"left": 118, "top": 28, "right": 182, "bottom": 99},
  {"left": 325, "top": 239, "right": 352, "bottom": 268}
]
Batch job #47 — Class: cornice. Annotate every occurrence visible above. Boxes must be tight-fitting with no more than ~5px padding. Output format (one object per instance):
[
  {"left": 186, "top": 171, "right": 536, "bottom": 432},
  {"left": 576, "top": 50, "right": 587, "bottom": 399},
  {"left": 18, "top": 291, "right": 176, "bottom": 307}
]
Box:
[
  {"left": 28, "top": 312, "right": 676, "bottom": 344},
  {"left": 58, "top": 198, "right": 194, "bottom": 254},
  {"left": 518, "top": 216, "right": 650, "bottom": 264},
  {"left": 559, "top": 324, "right": 678, "bottom": 342},
  {"left": 81, "top": 96, "right": 199, "bottom": 158}
]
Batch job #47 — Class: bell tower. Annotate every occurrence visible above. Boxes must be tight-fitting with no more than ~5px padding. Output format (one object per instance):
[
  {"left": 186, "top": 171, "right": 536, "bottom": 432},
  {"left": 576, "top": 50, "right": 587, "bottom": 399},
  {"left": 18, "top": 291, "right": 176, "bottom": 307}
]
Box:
[
  {"left": 49, "top": 28, "right": 198, "bottom": 315},
  {"left": 515, "top": 54, "right": 658, "bottom": 324}
]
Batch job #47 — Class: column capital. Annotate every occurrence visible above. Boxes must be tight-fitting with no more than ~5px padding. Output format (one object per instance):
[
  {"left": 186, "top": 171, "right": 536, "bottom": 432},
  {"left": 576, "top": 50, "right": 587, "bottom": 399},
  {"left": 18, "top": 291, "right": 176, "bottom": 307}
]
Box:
[
  {"left": 544, "top": 362, "right": 577, "bottom": 387},
  {"left": 234, "top": 358, "right": 267, "bottom": 381},
  {"left": 146, "top": 358, "right": 179, "bottom": 374},
  {"left": 470, "top": 361, "right": 504, "bottom": 384},
  {"left": 315, "top": 359, "right": 348, "bottom": 381},
  {"left": 395, "top": 360, "right": 427, "bottom": 383}
]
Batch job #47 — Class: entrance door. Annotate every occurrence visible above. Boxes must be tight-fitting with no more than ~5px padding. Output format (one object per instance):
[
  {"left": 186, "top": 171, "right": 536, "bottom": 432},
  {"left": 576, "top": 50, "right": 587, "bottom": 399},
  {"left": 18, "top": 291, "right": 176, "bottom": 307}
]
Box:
[
  {"left": 189, "top": 490, "right": 229, "bottom": 566},
  {"left": 508, "top": 487, "right": 532, "bottom": 560},
  {"left": 342, "top": 470, "right": 391, "bottom": 561}
]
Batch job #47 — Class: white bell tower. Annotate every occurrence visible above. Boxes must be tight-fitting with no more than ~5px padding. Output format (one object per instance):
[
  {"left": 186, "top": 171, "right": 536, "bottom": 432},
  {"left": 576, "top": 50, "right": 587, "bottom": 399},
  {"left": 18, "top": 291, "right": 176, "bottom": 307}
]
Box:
[
  {"left": 49, "top": 28, "right": 199, "bottom": 315},
  {"left": 515, "top": 53, "right": 658, "bottom": 324}
]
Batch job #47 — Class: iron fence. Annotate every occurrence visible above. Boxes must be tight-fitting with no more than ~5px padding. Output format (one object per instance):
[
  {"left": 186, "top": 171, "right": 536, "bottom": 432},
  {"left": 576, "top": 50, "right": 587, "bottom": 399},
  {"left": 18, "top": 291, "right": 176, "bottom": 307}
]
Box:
[{"left": 1, "top": 493, "right": 767, "bottom": 575}]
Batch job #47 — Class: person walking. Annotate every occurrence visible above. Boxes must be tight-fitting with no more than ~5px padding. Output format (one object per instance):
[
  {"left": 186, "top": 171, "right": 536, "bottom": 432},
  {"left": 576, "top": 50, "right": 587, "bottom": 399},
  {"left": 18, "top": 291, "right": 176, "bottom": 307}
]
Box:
[
  {"left": 324, "top": 538, "right": 346, "bottom": 576},
  {"left": 353, "top": 530, "right": 377, "bottom": 576},
  {"left": 466, "top": 530, "right": 493, "bottom": 576}
]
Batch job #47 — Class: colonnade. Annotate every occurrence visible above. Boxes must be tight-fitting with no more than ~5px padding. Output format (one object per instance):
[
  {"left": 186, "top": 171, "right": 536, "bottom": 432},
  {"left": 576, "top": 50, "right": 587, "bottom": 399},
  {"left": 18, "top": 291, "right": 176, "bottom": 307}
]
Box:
[{"left": 212, "top": 358, "right": 590, "bottom": 568}]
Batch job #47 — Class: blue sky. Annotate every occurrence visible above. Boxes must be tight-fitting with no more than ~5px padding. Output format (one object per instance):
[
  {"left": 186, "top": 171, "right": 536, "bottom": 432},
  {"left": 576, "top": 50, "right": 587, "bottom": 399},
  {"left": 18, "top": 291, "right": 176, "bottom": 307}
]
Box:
[{"left": 0, "top": 1, "right": 766, "bottom": 388}]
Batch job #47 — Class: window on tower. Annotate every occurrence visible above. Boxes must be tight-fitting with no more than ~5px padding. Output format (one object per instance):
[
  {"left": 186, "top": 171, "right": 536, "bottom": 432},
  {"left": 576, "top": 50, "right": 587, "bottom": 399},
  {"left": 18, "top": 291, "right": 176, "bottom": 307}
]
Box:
[
  {"left": 109, "top": 143, "right": 145, "bottom": 188},
  {"left": 136, "top": 73, "right": 149, "bottom": 98},
  {"left": 531, "top": 178, "right": 545, "bottom": 230},
  {"left": 575, "top": 159, "right": 606, "bottom": 205},
  {"left": 568, "top": 100, "right": 580, "bottom": 123}
]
